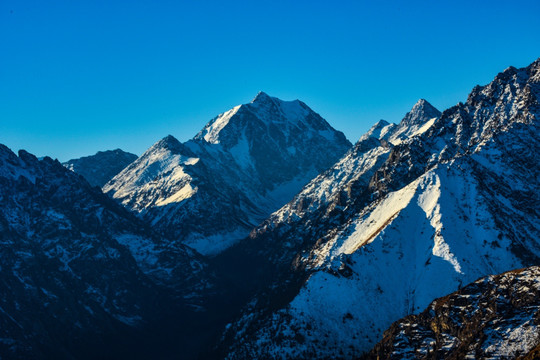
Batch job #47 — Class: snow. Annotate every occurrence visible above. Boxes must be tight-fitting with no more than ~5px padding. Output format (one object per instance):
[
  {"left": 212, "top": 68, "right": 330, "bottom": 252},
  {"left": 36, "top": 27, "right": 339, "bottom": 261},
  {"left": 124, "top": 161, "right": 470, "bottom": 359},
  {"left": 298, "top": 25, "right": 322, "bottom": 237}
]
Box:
[
  {"left": 104, "top": 92, "right": 351, "bottom": 255},
  {"left": 113, "top": 314, "right": 143, "bottom": 326},
  {"left": 279, "top": 99, "right": 309, "bottom": 120},
  {"left": 155, "top": 183, "right": 197, "bottom": 207},
  {"left": 229, "top": 133, "right": 253, "bottom": 170},
  {"left": 202, "top": 105, "right": 241, "bottom": 144},
  {"left": 184, "top": 228, "right": 250, "bottom": 256},
  {"left": 115, "top": 234, "right": 159, "bottom": 269},
  {"left": 389, "top": 116, "right": 438, "bottom": 145},
  {"left": 248, "top": 161, "right": 526, "bottom": 357},
  {"left": 334, "top": 174, "right": 418, "bottom": 256},
  {"left": 0, "top": 148, "right": 37, "bottom": 183},
  {"left": 271, "top": 143, "right": 391, "bottom": 225},
  {"left": 104, "top": 143, "right": 198, "bottom": 210},
  {"left": 483, "top": 319, "right": 539, "bottom": 357},
  {"left": 412, "top": 117, "right": 437, "bottom": 137},
  {"left": 317, "top": 129, "right": 337, "bottom": 141}
]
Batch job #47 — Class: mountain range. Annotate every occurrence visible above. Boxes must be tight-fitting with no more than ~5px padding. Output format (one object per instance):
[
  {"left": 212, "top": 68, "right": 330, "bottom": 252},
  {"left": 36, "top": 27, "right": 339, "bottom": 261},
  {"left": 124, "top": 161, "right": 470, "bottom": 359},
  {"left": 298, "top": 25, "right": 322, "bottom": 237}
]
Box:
[
  {"left": 215, "top": 58, "right": 540, "bottom": 358},
  {"left": 103, "top": 92, "right": 351, "bottom": 255},
  {"left": 0, "top": 57, "right": 539, "bottom": 359},
  {"left": 0, "top": 145, "right": 215, "bottom": 359}
]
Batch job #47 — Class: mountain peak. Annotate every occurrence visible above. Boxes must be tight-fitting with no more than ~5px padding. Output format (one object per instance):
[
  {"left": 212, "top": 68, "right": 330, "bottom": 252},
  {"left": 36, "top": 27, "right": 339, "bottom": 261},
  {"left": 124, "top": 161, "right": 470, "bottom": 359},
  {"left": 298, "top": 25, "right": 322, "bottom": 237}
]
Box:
[
  {"left": 155, "top": 134, "right": 182, "bottom": 149},
  {"left": 251, "top": 91, "right": 274, "bottom": 104},
  {"left": 411, "top": 98, "right": 438, "bottom": 114},
  {"left": 373, "top": 119, "right": 390, "bottom": 127},
  {"left": 359, "top": 119, "right": 394, "bottom": 142},
  {"left": 401, "top": 99, "right": 441, "bottom": 126}
]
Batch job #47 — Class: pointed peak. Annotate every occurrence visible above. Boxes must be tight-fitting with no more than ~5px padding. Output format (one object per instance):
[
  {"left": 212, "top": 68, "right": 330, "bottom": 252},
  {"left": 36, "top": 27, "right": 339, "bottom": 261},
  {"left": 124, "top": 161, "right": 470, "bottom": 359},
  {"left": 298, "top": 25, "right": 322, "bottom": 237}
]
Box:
[
  {"left": 162, "top": 134, "right": 179, "bottom": 143},
  {"left": 401, "top": 99, "right": 441, "bottom": 126},
  {"left": 412, "top": 99, "right": 438, "bottom": 112},
  {"left": 359, "top": 119, "right": 394, "bottom": 142},
  {"left": 373, "top": 119, "right": 390, "bottom": 128},
  {"left": 153, "top": 135, "right": 183, "bottom": 151},
  {"left": 414, "top": 98, "right": 427, "bottom": 106},
  {"left": 251, "top": 91, "right": 275, "bottom": 104}
]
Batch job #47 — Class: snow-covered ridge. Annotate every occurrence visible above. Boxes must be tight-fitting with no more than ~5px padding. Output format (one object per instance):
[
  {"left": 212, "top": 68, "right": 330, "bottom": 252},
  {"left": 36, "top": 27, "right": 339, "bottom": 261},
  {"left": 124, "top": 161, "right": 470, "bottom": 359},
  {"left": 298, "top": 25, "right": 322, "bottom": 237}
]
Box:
[
  {"left": 220, "top": 58, "right": 540, "bottom": 359},
  {"left": 199, "top": 105, "right": 242, "bottom": 144},
  {"left": 194, "top": 91, "right": 342, "bottom": 147},
  {"left": 105, "top": 92, "right": 351, "bottom": 255}
]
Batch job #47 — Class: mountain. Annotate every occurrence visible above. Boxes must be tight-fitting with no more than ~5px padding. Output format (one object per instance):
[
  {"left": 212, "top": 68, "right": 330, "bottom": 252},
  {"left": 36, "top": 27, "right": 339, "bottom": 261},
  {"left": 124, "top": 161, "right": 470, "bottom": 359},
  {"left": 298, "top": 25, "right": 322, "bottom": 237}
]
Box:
[
  {"left": 216, "top": 58, "right": 540, "bottom": 358},
  {"left": 366, "top": 266, "right": 540, "bottom": 359},
  {"left": 0, "top": 145, "right": 211, "bottom": 359},
  {"left": 63, "top": 149, "right": 137, "bottom": 187},
  {"left": 104, "top": 92, "right": 351, "bottom": 255}
]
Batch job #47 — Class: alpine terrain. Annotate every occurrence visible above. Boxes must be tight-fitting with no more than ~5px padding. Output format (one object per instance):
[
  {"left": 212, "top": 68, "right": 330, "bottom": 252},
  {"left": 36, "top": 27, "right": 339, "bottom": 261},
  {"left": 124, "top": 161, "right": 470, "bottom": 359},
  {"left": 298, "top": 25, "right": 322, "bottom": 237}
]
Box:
[
  {"left": 1, "top": 58, "right": 539, "bottom": 360},
  {"left": 104, "top": 92, "right": 351, "bottom": 255},
  {"left": 216, "top": 58, "right": 540, "bottom": 358},
  {"left": 64, "top": 149, "right": 138, "bottom": 187},
  {"left": 0, "top": 145, "right": 212, "bottom": 359},
  {"left": 367, "top": 266, "right": 540, "bottom": 359}
]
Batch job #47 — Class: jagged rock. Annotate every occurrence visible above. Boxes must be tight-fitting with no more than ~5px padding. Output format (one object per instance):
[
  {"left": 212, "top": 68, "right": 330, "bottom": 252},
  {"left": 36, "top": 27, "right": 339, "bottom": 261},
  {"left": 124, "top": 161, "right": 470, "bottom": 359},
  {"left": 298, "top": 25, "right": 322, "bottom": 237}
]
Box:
[
  {"left": 217, "top": 58, "right": 540, "bottom": 359},
  {"left": 0, "top": 145, "right": 210, "bottom": 359},
  {"left": 365, "top": 266, "right": 540, "bottom": 360}
]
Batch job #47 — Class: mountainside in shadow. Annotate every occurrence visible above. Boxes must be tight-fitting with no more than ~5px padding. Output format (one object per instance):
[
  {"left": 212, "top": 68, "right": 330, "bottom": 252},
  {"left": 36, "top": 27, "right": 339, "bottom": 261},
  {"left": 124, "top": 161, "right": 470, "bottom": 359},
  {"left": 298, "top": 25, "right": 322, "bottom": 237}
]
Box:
[
  {"left": 0, "top": 145, "right": 213, "bottom": 359},
  {"left": 64, "top": 149, "right": 137, "bottom": 187}
]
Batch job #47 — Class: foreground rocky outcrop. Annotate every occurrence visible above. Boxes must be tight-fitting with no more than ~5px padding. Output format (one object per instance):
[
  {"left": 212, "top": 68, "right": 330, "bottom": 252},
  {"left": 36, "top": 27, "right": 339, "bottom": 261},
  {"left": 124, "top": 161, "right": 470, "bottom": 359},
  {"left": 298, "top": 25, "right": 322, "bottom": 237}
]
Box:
[
  {"left": 366, "top": 266, "right": 540, "bottom": 359},
  {"left": 0, "top": 145, "right": 211, "bottom": 359}
]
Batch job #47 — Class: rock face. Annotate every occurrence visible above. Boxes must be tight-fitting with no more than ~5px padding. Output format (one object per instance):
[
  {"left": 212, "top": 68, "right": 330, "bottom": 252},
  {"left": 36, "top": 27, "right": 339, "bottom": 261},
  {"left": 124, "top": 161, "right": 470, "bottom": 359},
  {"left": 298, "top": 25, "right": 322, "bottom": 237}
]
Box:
[
  {"left": 104, "top": 92, "right": 351, "bottom": 255},
  {"left": 63, "top": 149, "right": 137, "bottom": 187},
  {"left": 217, "top": 59, "right": 540, "bottom": 358},
  {"left": 366, "top": 266, "right": 540, "bottom": 360},
  {"left": 0, "top": 145, "right": 210, "bottom": 359}
]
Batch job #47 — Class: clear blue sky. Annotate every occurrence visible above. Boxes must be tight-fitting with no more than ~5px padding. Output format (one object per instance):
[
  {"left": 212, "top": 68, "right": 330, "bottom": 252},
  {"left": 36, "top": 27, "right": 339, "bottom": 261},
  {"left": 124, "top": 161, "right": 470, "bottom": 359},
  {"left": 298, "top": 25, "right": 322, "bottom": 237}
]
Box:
[{"left": 1, "top": 0, "right": 539, "bottom": 161}]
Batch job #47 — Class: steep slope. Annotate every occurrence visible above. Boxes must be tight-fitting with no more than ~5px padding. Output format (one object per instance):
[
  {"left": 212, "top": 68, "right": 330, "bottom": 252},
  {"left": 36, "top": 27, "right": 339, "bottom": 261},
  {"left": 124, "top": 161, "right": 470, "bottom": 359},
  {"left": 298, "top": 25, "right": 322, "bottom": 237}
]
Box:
[
  {"left": 104, "top": 92, "right": 351, "bottom": 255},
  {"left": 384, "top": 98, "right": 441, "bottom": 144},
  {"left": 366, "top": 266, "right": 540, "bottom": 360},
  {"left": 63, "top": 149, "right": 137, "bottom": 187},
  {"left": 217, "top": 58, "right": 540, "bottom": 358},
  {"left": 0, "top": 145, "right": 210, "bottom": 359}
]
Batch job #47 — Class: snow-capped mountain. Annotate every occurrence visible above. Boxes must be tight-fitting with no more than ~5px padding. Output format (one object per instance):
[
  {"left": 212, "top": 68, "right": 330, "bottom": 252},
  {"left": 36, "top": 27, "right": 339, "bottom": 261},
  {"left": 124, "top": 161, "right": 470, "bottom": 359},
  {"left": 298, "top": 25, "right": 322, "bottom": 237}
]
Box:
[
  {"left": 63, "top": 149, "right": 137, "bottom": 187},
  {"left": 0, "top": 145, "right": 210, "bottom": 359},
  {"left": 104, "top": 92, "right": 351, "bottom": 255},
  {"left": 352, "top": 99, "right": 441, "bottom": 147},
  {"left": 367, "top": 266, "right": 540, "bottom": 359},
  {"left": 217, "top": 58, "right": 540, "bottom": 358}
]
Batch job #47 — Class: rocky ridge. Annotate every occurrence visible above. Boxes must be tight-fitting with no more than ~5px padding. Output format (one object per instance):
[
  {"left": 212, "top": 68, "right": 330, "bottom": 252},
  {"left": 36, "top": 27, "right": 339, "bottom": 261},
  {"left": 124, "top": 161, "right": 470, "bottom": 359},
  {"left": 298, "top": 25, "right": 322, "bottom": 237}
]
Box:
[
  {"left": 366, "top": 266, "right": 540, "bottom": 359},
  {"left": 104, "top": 92, "right": 351, "bottom": 255},
  {"left": 0, "top": 145, "right": 211, "bottom": 359},
  {"left": 217, "top": 58, "right": 540, "bottom": 359}
]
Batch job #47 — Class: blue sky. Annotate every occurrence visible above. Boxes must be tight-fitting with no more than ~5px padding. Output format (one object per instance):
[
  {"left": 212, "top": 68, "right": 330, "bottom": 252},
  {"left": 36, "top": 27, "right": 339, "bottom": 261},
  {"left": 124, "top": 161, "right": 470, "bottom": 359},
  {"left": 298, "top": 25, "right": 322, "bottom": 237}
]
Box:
[{"left": 1, "top": 0, "right": 539, "bottom": 161}]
